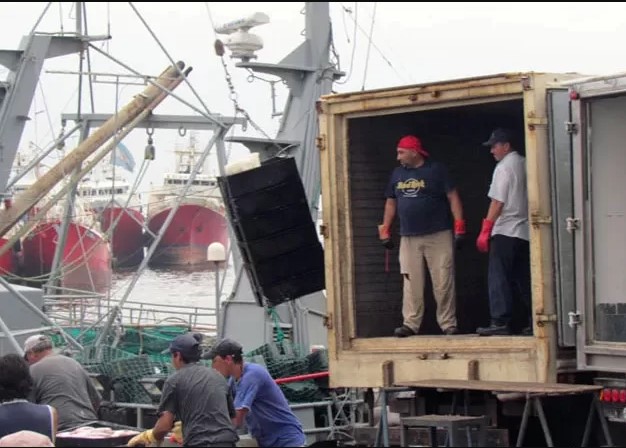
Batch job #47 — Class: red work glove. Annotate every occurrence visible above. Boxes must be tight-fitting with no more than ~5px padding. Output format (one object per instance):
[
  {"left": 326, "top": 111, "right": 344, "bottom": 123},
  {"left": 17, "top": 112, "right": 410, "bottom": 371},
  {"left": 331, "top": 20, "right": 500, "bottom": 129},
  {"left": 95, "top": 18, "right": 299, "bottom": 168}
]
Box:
[
  {"left": 454, "top": 219, "right": 466, "bottom": 249},
  {"left": 476, "top": 219, "right": 495, "bottom": 253},
  {"left": 378, "top": 224, "right": 394, "bottom": 250}
]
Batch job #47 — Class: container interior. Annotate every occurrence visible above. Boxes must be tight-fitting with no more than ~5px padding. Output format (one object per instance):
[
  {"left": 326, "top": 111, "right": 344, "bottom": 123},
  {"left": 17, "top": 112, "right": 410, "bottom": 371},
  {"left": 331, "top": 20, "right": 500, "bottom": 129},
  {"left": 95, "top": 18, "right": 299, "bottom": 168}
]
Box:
[{"left": 347, "top": 98, "right": 529, "bottom": 337}]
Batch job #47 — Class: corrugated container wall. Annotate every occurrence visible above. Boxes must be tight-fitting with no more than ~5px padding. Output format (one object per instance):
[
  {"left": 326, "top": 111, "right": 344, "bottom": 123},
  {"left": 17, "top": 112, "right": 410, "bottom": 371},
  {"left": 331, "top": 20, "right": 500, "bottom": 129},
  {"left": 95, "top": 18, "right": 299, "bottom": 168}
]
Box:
[{"left": 318, "top": 72, "right": 582, "bottom": 388}]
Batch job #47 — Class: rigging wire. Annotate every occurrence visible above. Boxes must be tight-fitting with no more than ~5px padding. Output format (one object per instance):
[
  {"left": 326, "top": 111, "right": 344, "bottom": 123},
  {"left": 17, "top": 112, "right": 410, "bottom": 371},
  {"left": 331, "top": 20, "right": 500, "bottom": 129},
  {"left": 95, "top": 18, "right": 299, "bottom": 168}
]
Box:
[
  {"left": 339, "top": 2, "right": 409, "bottom": 86},
  {"left": 340, "top": 2, "right": 353, "bottom": 43},
  {"left": 203, "top": 2, "right": 218, "bottom": 41},
  {"left": 58, "top": 2, "right": 64, "bottom": 34},
  {"left": 361, "top": 1, "right": 377, "bottom": 91},
  {"left": 334, "top": 2, "right": 359, "bottom": 86},
  {"left": 29, "top": 2, "right": 53, "bottom": 36},
  {"left": 81, "top": 2, "right": 96, "bottom": 113},
  {"left": 127, "top": 2, "right": 218, "bottom": 121},
  {"left": 106, "top": 2, "right": 111, "bottom": 52},
  {"left": 3, "top": 3, "right": 230, "bottom": 319}
]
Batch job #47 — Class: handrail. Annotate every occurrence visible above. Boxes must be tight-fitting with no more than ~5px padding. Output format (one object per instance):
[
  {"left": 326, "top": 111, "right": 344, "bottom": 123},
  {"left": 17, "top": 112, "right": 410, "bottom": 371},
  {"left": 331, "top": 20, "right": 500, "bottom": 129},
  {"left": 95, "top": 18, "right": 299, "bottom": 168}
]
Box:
[{"left": 43, "top": 297, "right": 218, "bottom": 331}]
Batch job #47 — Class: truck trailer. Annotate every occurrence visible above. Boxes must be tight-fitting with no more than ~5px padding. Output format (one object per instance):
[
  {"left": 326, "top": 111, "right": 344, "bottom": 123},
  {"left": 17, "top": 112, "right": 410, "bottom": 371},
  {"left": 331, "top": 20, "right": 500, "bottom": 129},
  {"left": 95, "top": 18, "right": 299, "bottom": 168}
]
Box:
[{"left": 317, "top": 71, "right": 626, "bottom": 444}]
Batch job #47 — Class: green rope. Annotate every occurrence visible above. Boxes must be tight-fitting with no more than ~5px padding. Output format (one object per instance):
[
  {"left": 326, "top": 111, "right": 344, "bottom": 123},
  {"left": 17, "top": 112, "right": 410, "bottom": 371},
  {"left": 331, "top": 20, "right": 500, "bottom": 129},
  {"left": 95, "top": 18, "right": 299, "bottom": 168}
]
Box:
[{"left": 267, "top": 307, "right": 285, "bottom": 343}]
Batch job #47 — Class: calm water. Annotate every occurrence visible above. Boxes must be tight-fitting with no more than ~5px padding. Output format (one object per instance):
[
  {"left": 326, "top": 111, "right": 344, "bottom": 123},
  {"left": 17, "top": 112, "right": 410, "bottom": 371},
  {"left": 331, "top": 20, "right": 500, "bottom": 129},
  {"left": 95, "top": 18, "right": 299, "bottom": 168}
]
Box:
[{"left": 107, "top": 263, "right": 236, "bottom": 329}]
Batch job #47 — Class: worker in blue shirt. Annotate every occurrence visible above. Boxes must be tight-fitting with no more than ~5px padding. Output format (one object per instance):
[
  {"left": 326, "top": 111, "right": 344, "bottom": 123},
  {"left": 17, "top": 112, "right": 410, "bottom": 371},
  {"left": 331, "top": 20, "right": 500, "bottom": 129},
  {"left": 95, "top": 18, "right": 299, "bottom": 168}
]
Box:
[{"left": 207, "top": 338, "right": 306, "bottom": 447}]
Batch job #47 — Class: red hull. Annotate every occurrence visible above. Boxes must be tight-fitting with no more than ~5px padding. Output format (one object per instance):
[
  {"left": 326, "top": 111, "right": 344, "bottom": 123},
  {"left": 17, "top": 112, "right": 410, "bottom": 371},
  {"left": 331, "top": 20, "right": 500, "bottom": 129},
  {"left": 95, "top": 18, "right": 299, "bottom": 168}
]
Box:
[
  {"left": 100, "top": 206, "right": 144, "bottom": 268},
  {"left": 0, "top": 238, "right": 15, "bottom": 276},
  {"left": 21, "top": 221, "right": 112, "bottom": 293},
  {"left": 147, "top": 204, "right": 228, "bottom": 267}
]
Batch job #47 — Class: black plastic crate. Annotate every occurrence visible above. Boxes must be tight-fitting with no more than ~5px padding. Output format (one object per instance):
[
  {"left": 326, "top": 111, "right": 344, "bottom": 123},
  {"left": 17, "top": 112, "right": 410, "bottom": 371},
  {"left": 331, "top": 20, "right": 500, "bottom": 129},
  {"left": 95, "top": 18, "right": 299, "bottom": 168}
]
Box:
[
  {"left": 231, "top": 181, "right": 308, "bottom": 217},
  {"left": 240, "top": 224, "right": 319, "bottom": 262},
  {"left": 232, "top": 202, "right": 313, "bottom": 241},
  {"left": 220, "top": 157, "right": 302, "bottom": 198}
]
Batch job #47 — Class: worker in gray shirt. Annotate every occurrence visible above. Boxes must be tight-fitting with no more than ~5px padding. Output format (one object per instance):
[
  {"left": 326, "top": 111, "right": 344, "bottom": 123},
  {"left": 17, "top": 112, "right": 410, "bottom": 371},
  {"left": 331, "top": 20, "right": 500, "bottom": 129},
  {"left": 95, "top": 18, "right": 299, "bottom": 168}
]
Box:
[
  {"left": 23, "top": 334, "right": 100, "bottom": 431},
  {"left": 128, "top": 333, "right": 238, "bottom": 447}
]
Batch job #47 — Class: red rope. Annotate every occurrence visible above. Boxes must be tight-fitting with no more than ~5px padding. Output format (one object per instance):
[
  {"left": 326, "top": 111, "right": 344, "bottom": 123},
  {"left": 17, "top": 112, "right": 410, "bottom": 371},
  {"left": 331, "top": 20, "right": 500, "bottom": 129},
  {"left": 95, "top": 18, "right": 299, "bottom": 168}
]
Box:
[{"left": 274, "top": 371, "right": 329, "bottom": 385}]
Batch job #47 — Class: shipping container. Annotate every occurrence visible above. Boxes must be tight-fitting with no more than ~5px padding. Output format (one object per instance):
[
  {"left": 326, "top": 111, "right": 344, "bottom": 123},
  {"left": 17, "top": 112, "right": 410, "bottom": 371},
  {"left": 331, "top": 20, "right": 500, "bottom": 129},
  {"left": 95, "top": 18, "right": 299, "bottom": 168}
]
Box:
[{"left": 317, "top": 72, "right": 586, "bottom": 388}]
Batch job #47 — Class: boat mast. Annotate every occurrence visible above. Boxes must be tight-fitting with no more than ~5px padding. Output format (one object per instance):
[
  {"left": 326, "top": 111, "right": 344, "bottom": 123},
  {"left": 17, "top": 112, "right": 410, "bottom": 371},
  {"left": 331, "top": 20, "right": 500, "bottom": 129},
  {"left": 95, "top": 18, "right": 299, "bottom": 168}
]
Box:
[
  {"left": 47, "top": 2, "right": 85, "bottom": 296},
  {"left": 0, "top": 1, "right": 107, "bottom": 354},
  {"left": 218, "top": 2, "right": 343, "bottom": 351},
  {"left": 0, "top": 3, "right": 103, "bottom": 200}
]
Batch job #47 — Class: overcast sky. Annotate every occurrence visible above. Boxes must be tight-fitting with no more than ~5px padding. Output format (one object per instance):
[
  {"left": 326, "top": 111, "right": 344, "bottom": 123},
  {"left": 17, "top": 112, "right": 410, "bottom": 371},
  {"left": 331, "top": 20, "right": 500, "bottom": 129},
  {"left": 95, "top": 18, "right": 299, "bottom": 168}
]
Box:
[{"left": 2, "top": 2, "right": 626, "bottom": 192}]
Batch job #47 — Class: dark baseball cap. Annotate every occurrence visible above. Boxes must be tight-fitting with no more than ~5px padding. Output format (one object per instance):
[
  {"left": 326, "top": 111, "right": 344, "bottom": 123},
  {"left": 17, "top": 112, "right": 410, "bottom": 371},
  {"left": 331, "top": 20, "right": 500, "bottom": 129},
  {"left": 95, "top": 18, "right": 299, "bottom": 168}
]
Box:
[
  {"left": 169, "top": 333, "right": 202, "bottom": 357},
  {"left": 205, "top": 338, "right": 243, "bottom": 360},
  {"left": 483, "top": 128, "right": 513, "bottom": 147}
]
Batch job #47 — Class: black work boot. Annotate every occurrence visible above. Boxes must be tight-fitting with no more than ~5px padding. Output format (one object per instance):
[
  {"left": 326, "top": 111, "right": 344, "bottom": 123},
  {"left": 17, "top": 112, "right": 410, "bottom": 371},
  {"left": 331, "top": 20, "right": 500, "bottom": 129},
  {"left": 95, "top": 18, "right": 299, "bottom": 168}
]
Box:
[
  {"left": 476, "top": 322, "right": 511, "bottom": 336},
  {"left": 394, "top": 325, "right": 416, "bottom": 338}
]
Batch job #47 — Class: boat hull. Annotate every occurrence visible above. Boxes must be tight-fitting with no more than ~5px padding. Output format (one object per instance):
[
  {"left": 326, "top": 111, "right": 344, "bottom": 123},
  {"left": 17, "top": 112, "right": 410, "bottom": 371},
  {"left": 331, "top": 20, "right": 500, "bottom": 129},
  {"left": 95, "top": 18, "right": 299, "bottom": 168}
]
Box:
[
  {"left": 0, "top": 238, "right": 15, "bottom": 277},
  {"left": 147, "top": 204, "right": 228, "bottom": 267},
  {"left": 100, "top": 206, "right": 144, "bottom": 268},
  {"left": 21, "top": 221, "right": 112, "bottom": 293}
]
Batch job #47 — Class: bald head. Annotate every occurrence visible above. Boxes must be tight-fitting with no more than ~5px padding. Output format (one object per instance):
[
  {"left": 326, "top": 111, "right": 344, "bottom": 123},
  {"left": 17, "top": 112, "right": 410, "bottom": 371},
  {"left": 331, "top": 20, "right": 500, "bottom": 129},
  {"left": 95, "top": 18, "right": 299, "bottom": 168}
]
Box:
[{"left": 0, "top": 431, "right": 53, "bottom": 447}]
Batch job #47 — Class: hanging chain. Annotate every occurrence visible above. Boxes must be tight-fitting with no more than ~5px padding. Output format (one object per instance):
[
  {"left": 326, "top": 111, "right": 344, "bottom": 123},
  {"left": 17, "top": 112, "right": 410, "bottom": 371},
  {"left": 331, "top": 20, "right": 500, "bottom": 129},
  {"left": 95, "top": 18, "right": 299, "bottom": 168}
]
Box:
[
  {"left": 215, "top": 40, "right": 285, "bottom": 153},
  {"left": 220, "top": 55, "right": 279, "bottom": 138}
]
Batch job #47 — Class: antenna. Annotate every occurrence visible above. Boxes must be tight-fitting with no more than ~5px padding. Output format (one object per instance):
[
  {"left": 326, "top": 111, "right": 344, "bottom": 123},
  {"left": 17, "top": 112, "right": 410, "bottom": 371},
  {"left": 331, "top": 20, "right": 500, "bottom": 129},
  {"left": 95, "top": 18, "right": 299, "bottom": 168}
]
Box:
[{"left": 214, "top": 12, "right": 270, "bottom": 62}]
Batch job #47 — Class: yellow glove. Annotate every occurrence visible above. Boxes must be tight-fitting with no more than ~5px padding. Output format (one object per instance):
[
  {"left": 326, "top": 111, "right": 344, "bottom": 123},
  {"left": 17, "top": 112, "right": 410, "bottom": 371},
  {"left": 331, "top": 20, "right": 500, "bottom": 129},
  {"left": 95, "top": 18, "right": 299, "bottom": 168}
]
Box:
[
  {"left": 169, "top": 421, "right": 183, "bottom": 444},
  {"left": 127, "top": 429, "right": 159, "bottom": 447}
]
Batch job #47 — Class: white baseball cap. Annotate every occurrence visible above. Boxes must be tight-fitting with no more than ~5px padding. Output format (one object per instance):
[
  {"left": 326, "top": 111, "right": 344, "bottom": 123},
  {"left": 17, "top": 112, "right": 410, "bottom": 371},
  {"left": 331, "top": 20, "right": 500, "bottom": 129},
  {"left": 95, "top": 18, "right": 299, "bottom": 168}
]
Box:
[{"left": 23, "top": 334, "right": 53, "bottom": 353}]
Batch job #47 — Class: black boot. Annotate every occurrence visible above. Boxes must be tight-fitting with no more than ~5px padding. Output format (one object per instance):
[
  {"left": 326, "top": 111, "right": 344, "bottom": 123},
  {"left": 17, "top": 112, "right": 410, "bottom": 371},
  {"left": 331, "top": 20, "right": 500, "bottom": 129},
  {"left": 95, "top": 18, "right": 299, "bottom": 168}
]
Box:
[
  {"left": 476, "top": 322, "right": 511, "bottom": 336},
  {"left": 394, "top": 325, "right": 416, "bottom": 337}
]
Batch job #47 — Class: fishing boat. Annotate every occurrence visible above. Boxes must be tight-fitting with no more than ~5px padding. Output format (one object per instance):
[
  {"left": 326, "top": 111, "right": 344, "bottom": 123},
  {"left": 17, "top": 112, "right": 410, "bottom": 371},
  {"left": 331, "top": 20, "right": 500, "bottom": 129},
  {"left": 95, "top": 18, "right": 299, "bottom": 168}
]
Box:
[
  {"left": 0, "top": 236, "right": 16, "bottom": 277},
  {"left": 0, "top": 2, "right": 361, "bottom": 446},
  {"left": 77, "top": 149, "right": 145, "bottom": 269},
  {"left": 4, "top": 147, "right": 112, "bottom": 294},
  {"left": 146, "top": 134, "right": 228, "bottom": 267},
  {"left": 20, "top": 217, "right": 112, "bottom": 294}
]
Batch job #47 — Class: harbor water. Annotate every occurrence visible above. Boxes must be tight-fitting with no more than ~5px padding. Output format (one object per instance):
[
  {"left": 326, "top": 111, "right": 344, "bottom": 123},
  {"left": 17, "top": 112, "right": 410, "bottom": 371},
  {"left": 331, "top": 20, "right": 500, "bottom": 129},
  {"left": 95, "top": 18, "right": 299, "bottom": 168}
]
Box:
[{"left": 53, "top": 262, "right": 238, "bottom": 334}]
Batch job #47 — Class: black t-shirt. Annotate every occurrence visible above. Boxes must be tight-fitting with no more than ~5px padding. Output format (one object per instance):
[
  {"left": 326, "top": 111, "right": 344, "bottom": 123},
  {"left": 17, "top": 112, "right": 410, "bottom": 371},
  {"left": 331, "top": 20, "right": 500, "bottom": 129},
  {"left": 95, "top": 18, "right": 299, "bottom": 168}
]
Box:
[
  {"left": 158, "top": 363, "right": 238, "bottom": 447},
  {"left": 385, "top": 160, "right": 455, "bottom": 236}
]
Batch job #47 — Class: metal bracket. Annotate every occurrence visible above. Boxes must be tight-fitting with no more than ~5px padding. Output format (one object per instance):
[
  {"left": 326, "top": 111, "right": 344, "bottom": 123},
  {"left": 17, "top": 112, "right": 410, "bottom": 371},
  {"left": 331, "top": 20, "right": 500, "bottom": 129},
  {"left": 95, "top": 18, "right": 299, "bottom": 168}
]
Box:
[
  {"left": 316, "top": 135, "right": 326, "bottom": 151},
  {"left": 319, "top": 223, "right": 328, "bottom": 238},
  {"left": 566, "top": 217, "right": 580, "bottom": 233},
  {"left": 568, "top": 311, "right": 582, "bottom": 328},
  {"left": 527, "top": 117, "right": 548, "bottom": 126},
  {"left": 536, "top": 313, "right": 557, "bottom": 327},
  {"left": 565, "top": 121, "right": 579, "bottom": 135},
  {"left": 323, "top": 313, "right": 333, "bottom": 329},
  {"left": 530, "top": 215, "right": 552, "bottom": 227}
]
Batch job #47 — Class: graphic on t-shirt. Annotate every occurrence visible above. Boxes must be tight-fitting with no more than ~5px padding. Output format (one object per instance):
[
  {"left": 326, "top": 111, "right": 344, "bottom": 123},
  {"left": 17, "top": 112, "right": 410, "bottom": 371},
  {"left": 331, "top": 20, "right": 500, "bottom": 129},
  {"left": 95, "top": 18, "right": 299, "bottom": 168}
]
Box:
[{"left": 396, "top": 178, "right": 426, "bottom": 197}]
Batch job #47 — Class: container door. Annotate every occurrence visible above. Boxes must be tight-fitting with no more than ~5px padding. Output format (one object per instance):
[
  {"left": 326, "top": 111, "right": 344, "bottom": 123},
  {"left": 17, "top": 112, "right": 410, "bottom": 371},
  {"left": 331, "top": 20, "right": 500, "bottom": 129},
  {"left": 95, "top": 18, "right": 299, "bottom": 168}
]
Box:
[
  {"left": 572, "top": 78, "right": 626, "bottom": 371},
  {"left": 548, "top": 89, "right": 576, "bottom": 347}
]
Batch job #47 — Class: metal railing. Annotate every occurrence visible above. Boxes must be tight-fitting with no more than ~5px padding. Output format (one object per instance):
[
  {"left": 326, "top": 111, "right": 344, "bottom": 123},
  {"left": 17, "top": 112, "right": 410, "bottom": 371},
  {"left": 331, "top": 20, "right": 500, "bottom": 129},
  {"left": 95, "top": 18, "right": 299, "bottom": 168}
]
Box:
[
  {"left": 43, "top": 296, "right": 217, "bottom": 333},
  {"left": 108, "top": 389, "right": 365, "bottom": 443}
]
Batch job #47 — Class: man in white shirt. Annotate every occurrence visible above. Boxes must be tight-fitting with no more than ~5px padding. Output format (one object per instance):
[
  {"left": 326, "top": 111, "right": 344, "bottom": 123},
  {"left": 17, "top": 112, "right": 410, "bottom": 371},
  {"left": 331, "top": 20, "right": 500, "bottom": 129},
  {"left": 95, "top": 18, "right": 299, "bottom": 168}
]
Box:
[{"left": 475, "top": 129, "right": 532, "bottom": 336}]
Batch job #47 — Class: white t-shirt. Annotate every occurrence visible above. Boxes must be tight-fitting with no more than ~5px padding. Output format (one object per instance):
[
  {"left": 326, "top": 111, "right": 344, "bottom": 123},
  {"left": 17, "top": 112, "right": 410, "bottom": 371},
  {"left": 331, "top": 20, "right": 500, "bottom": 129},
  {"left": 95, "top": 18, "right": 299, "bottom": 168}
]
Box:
[{"left": 487, "top": 151, "right": 529, "bottom": 241}]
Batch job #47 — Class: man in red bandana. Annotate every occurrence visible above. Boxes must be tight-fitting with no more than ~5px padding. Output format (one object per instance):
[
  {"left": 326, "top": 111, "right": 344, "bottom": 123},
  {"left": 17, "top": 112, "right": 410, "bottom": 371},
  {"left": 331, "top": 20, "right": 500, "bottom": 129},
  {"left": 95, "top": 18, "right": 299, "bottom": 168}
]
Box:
[{"left": 379, "top": 135, "right": 466, "bottom": 337}]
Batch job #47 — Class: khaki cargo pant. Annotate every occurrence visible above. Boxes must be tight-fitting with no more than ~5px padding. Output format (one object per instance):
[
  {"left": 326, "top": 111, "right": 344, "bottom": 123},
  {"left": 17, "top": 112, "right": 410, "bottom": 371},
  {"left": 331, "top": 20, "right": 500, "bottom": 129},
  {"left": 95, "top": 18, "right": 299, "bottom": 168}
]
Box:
[{"left": 399, "top": 230, "right": 457, "bottom": 333}]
